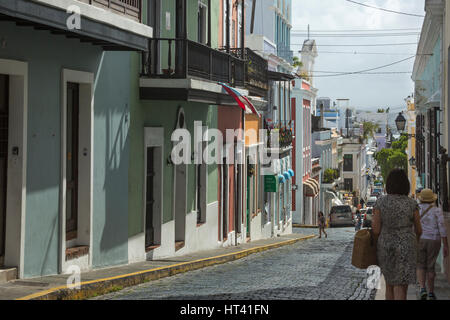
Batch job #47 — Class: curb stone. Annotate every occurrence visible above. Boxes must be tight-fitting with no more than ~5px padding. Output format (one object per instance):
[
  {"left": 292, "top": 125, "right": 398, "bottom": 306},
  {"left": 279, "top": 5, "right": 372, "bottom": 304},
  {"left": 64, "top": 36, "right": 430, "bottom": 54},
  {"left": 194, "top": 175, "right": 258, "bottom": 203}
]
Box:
[{"left": 18, "top": 234, "right": 316, "bottom": 300}]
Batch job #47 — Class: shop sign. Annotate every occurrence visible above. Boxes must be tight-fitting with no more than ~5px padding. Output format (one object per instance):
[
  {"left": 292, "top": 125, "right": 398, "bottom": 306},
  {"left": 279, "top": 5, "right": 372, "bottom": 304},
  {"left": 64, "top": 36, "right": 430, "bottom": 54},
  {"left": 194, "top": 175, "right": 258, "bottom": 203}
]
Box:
[{"left": 264, "top": 175, "right": 278, "bottom": 193}]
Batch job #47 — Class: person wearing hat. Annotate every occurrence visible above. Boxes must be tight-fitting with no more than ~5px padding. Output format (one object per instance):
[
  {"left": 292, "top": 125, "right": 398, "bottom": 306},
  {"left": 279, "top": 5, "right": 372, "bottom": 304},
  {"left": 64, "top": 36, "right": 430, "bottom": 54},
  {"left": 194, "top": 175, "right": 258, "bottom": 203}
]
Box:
[{"left": 416, "top": 189, "right": 448, "bottom": 300}]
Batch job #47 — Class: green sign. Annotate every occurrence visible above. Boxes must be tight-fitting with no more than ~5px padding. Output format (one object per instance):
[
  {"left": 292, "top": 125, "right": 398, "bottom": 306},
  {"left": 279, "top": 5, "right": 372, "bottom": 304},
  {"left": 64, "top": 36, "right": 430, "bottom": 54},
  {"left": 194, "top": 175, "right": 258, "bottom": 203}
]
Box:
[{"left": 264, "top": 175, "right": 278, "bottom": 193}]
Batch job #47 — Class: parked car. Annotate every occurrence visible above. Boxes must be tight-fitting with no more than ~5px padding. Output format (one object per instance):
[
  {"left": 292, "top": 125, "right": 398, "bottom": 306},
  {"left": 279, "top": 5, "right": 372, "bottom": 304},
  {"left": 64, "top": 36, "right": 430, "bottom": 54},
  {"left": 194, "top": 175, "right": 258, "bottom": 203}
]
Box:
[
  {"left": 366, "top": 196, "right": 377, "bottom": 208},
  {"left": 329, "top": 205, "right": 354, "bottom": 227},
  {"left": 363, "top": 207, "right": 373, "bottom": 227}
]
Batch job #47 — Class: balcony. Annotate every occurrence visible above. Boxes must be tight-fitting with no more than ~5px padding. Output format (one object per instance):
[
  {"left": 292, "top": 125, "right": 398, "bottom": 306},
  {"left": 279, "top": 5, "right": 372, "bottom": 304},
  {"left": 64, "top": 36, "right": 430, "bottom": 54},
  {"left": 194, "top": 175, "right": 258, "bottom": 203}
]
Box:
[
  {"left": 78, "top": 0, "right": 142, "bottom": 21},
  {"left": 266, "top": 121, "right": 294, "bottom": 152},
  {"left": 225, "top": 48, "right": 269, "bottom": 97},
  {"left": 0, "top": 0, "right": 150, "bottom": 51},
  {"left": 142, "top": 39, "right": 244, "bottom": 85},
  {"left": 277, "top": 43, "right": 293, "bottom": 65},
  {"left": 140, "top": 38, "right": 247, "bottom": 103}
]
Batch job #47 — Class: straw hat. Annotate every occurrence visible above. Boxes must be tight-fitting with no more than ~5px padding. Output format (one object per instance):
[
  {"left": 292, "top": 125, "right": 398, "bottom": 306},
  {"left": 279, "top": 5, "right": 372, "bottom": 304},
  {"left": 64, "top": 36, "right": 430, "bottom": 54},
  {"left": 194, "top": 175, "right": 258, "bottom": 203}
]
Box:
[{"left": 418, "top": 189, "right": 437, "bottom": 203}]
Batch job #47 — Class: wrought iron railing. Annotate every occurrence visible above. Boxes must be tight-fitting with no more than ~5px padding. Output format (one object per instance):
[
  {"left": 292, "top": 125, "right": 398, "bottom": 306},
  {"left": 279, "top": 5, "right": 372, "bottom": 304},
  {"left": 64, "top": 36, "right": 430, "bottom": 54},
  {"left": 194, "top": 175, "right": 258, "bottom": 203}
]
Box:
[
  {"left": 277, "top": 43, "right": 293, "bottom": 64},
  {"left": 85, "top": 0, "right": 142, "bottom": 21},
  {"left": 142, "top": 39, "right": 245, "bottom": 88},
  {"left": 220, "top": 47, "right": 269, "bottom": 96},
  {"left": 265, "top": 121, "right": 294, "bottom": 149}
]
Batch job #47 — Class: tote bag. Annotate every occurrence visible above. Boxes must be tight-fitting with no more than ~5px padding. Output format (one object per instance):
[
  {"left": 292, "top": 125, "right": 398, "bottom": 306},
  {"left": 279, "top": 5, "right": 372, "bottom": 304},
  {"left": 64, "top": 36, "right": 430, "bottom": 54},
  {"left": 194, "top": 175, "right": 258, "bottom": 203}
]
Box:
[{"left": 352, "top": 228, "right": 377, "bottom": 269}]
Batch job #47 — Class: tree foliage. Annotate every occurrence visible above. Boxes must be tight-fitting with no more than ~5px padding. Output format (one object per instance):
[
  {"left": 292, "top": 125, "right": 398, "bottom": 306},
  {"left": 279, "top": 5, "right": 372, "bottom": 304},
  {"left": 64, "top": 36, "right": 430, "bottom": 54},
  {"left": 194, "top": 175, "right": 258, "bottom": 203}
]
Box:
[
  {"left": 375, "top": 135, "right": 408, "bottom": 181},
  {"left": 293, "top": 56, "right": 303, "bottom": 68},
  {"left": 323, "top": 168, "right": 339, "bottom": 183},
  {"left": 362, "top": 121, "right": 380, "bottom": 141},
  {"left": 391, "top": 134, "right": 408, "bottom": 153}
]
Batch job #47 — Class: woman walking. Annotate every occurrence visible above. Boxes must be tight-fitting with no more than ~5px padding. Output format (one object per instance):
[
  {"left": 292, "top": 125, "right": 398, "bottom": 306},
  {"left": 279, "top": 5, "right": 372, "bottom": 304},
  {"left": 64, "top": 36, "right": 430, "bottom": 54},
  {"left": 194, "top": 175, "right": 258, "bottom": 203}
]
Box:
[
  {"left": 355, "top": 210, "right": 362, "bottom": 231},
  {"left": 416, "top": 189, "right": 448, "bottom": 300},
  {"left": 318, "top": 211, "right": 327, "bottom": 238},
  {"left": 372, "top": 169, "right": 422, "bottom": 300}
]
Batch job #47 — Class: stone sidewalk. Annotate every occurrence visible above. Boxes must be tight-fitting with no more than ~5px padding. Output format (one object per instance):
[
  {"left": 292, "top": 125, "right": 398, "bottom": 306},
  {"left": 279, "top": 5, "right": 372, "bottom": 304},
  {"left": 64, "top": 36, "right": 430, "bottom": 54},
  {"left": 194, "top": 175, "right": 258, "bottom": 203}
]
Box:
[
  {"left": 0, "top": 233, "right": 315, "bottom": 300},
  {"left": 375, "top": 272, "right": 450, "bottom": 300}
]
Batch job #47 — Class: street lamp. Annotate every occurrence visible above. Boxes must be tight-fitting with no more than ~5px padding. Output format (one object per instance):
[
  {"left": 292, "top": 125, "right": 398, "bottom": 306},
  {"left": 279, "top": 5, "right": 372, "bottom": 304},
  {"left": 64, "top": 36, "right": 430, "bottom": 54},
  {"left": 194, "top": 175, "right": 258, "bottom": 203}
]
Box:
[
  {"left": 395, "top": 112, "right": 407, "bottom": 133},
  {"left": 395, "top": 112, "right": 416, "bottom": 139}
]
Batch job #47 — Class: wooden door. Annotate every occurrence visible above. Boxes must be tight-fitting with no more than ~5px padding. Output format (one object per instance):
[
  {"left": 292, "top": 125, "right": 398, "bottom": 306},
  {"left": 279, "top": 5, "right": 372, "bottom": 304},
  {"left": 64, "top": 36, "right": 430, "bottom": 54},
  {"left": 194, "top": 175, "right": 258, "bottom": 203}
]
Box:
[
  {"left": 66, "top": 83, "right": 79, "bottom": 241},
  {"left": 145, "top": 147, "right": 155, "bottom": 247}
]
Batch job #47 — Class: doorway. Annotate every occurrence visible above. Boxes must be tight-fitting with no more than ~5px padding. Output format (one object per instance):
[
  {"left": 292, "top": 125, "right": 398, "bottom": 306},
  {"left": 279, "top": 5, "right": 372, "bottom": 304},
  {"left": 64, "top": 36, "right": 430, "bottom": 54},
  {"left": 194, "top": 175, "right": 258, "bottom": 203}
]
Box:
[
  {"left": 66, "top": 83, "right": 79, "bottom": 241},
  {"left": 145, "top": 147, "right": 156, "bottom": 248},
  {"left": 144, "top": 128, "right": 163, "bottom": 253},
  {"left": 174, "top": 163, "right": 187, "bottom": 250},
  {"left": 0, "top": 74, "right": 8, "bottom": 267},
  {"left": 222, "top": 161, "right": 228, "bottom": 241}
]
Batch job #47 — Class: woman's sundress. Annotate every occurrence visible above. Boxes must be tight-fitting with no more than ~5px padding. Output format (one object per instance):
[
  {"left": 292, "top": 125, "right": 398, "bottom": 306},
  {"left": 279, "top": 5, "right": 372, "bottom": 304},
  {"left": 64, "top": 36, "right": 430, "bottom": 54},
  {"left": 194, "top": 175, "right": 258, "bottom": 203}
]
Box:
[{"left": 373, "top": 195, "right": 419, "bottom": 285}]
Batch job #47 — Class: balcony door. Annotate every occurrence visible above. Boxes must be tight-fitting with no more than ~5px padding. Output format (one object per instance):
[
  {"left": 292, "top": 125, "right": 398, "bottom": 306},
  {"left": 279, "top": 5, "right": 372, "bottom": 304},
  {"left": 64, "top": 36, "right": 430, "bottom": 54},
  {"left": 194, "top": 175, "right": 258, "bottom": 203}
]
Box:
[
  {"left": 148, "top": 0, "right": 161, "bottom": 74},
  {"left": 0, "top": 75, "right": 8, "bottom": 266},
  {"left": 198, "top": 2, "right": 207, "bottom": 44}
]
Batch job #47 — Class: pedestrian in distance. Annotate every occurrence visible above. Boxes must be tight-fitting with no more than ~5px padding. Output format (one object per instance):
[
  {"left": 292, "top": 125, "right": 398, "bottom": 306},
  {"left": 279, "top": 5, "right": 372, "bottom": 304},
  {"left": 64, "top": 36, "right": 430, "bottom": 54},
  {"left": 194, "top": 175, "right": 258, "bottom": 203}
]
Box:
[
  {"left": 416, "top": 188, "right": 448, "bottom": 300},
  {"left": 355, "top": 210, "right": 362, "bottom": 231},
  {"left": 372, "top": 169, "right": 422, "bottom": 300},
  {"left": 318, "top": 211, "right": 327, "bottom": 239}
]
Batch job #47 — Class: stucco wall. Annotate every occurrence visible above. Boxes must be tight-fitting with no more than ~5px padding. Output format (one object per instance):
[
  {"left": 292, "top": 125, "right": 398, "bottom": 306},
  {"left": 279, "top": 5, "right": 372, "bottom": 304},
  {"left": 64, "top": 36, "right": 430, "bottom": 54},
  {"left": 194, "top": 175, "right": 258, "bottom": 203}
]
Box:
[
  {"left": 444, "top": 0, "right": 450, "bottom": 154},
  {"left": 0, "top": 21, "right": 131, "bottom": 276}
]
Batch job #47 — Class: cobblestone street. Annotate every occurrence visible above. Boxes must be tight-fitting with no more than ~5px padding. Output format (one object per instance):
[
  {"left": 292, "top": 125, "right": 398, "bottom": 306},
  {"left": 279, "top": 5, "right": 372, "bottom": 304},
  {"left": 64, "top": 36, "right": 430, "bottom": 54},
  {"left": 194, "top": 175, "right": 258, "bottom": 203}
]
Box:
[{"left": 95, "top": 227, "right": 377, "bottom": 300}]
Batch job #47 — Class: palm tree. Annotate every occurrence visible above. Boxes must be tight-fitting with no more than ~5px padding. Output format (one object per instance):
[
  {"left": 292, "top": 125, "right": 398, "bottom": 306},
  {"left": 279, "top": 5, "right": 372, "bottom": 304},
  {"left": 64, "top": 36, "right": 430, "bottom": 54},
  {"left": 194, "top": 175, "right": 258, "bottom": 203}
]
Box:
[{"left": 362, "top": 121, "right": 380, "bottom": 141}]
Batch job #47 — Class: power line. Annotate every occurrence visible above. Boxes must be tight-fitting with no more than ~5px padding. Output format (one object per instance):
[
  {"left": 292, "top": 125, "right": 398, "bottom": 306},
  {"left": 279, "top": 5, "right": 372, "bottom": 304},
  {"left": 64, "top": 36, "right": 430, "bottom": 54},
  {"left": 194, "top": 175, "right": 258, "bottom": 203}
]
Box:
[
  {"left": 291, "top": 42, "right": 418, "bottom": 47},
  {"left": 292, "top": 32, "right": 420, "bottom": 37},
  {"left": 252, "top": 48, "right": 429, "bottom": 56},
  {"left": 344, "top": 0, "right": 425, "bottom": 18},
  {"left": 297, "top": 50, "right": 431, "bottom": 56},
  {"left": 292, "top": 28, "right": 421, "bottom": 33},
  {"left": 307, "top": 55, "right": 415, "bottom": 77},
  {"left": 313, "top": 71, "right": 412, "bottom": 74},
  {"left": 305, "top": 51, "right": 414, "bottom": 55}
]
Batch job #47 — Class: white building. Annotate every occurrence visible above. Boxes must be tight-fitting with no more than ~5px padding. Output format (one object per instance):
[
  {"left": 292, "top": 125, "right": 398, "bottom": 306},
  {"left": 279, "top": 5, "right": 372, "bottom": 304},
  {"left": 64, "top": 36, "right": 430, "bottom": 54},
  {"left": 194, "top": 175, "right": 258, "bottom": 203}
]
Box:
[{"left": 341, "top": 137, "right": 369, "bottom": 205}]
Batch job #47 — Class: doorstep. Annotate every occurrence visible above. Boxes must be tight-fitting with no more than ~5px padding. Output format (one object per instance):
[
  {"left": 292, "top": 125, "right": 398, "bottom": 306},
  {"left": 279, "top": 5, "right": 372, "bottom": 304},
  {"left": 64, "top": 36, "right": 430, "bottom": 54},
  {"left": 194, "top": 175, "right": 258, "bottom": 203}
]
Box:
[{"left": 0, "top": 267, "right": 17, "bottom": 284}]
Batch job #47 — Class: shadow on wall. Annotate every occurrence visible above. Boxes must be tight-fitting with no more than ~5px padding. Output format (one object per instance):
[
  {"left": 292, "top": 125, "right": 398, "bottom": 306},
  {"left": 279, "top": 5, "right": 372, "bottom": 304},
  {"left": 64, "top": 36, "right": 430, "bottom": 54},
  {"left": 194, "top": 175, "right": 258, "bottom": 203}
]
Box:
[
  {"left": 94, "top": 52, "right": 131, "bottom": 267},
  {"left": 100, "top": 107, "right": 129, "bottom": 260}
]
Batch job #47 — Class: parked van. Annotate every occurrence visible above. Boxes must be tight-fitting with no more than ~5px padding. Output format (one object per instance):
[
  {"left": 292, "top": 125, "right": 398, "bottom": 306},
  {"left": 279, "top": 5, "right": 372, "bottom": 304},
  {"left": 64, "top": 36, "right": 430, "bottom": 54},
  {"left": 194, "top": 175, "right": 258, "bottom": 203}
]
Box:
[{"left": 329, "top": 205, "right": 353, "bottom": 227}]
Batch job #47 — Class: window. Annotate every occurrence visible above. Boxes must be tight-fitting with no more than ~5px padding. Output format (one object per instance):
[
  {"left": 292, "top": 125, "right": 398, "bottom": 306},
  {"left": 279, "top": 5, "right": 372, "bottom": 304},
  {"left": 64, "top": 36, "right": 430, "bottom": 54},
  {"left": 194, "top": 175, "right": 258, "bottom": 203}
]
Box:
[
  {"left": 344, "top": 178, "right": 353, "bottom": 192},
  {"left": 232, "top": 19, "right": 236, "bottom": 48},
  {"left": 343, "top": 154, "right": 353, "bottom": 172}
]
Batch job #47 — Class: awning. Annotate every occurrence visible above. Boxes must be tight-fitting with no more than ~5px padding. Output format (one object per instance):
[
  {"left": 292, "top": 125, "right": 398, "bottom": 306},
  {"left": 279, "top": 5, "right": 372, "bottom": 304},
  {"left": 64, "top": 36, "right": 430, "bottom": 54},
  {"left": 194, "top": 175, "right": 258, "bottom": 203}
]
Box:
[
  {"left": 219, "top": 82, "right": 261, "bottom": 117},
  {"left": 310, "top": 178, "right": 320, "bottom": 192},
  {"left": 288, "top": 169, "right": 295, "bottom": 177},
  {"left": 304, "top": 178, "right": 320, "bottom": 197},
  {"left": 278, "top": 174, "right": 286, "bottom": 184},
  {"left": 283, "top": 171, "right": 291, "bottom": 180}
]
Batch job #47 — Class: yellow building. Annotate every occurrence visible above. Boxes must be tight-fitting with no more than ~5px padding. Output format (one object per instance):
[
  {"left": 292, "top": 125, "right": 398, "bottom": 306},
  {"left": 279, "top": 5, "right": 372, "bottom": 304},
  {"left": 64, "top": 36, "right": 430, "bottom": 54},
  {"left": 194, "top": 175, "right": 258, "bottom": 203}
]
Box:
[{"left": 406, "top": 98, "right": 417, "bottom": 198}]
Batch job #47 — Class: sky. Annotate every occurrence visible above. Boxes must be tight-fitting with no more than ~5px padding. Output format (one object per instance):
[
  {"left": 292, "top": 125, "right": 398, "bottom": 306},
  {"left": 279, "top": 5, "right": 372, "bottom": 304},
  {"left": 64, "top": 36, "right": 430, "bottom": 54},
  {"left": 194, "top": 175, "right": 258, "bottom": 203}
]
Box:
[{"left": 291, "top": 0, "right": 426, "bottom": 112}]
